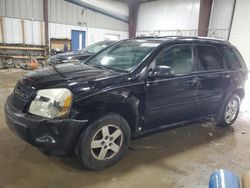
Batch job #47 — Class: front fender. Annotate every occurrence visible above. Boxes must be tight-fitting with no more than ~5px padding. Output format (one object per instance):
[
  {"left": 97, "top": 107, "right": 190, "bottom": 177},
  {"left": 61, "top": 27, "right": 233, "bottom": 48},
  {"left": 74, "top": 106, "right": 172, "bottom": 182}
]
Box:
[{"left": 70, "top": 82, "right": 145, "bottom": 134}]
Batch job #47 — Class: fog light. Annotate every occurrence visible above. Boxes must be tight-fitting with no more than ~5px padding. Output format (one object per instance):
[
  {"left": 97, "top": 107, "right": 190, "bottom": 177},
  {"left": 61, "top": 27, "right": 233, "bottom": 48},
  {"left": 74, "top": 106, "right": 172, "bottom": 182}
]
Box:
[{"left": 36, "top": 135, "right": 56, "bottom": 144}]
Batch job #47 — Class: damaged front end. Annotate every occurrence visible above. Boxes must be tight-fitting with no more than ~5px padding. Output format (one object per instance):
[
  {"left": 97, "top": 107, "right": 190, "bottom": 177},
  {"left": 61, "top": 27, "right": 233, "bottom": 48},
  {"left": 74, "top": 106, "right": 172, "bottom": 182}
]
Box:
[{"left": 5, "top": 96, "right": 88, "bottom": 156}]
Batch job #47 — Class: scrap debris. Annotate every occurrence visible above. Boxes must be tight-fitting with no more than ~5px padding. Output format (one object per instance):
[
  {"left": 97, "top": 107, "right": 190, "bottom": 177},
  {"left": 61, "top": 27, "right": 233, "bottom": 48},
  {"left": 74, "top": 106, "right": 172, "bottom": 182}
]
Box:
[
  {"left": 241, "top": 130, "right": 246, "bottom": 134},
  {"left": 208, "top": 133, "right": 213, "bottom": 137}
]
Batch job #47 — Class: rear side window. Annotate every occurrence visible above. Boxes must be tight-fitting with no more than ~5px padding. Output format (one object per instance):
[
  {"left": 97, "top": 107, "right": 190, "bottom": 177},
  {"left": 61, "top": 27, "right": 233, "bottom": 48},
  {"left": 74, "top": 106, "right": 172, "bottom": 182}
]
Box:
[
  {"left": 197, "top": 45, "right": 224, "bottom": 71},
  {"left": 221, "top": 45, "right": 242, "bottom": 69},
  {"left": 232, "top": 47, "right": 247, "bottom": 69}
]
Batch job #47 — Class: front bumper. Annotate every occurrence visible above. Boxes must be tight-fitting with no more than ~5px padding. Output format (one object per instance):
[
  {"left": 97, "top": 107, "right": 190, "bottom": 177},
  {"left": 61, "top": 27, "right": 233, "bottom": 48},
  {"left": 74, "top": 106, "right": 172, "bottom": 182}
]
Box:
[{"left": 4, "top": 96, "right": 88, "bottom": 156}]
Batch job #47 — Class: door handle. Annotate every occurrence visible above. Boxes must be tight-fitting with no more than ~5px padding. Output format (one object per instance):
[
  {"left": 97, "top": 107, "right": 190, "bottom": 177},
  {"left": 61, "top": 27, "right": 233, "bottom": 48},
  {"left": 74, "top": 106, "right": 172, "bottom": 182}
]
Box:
[
  {"left": 222, "top": 74, "right": 231, "bottom": 79},
  {"left": 186, "top": 77, "right": 200, "bottom": 85}
]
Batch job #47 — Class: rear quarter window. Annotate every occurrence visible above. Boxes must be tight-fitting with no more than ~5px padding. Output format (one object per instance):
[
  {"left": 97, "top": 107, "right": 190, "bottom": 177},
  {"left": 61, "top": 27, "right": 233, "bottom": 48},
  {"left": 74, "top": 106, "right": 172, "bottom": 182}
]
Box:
[
  {"left": 220, "top": 45, "right": 242, "bottom": 69},
  {"left": 197, "top": 45, "right": 225, "bottom": 71},
  {"left": 232, "top": 47, "right": 247, "bottom": 69}
]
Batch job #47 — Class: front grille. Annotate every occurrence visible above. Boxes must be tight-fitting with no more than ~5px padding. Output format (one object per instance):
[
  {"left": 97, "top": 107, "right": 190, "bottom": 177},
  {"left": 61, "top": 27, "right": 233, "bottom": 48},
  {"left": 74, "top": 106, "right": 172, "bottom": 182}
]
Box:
[
  {"left": 12, "top": 93, "right": 26, "bottom": 111},
  {"left": 11, "top": 82, "right": 34, "bottom": 111},
  {"left": 49, "top": 58, "right": 60, "bottom": 65}
]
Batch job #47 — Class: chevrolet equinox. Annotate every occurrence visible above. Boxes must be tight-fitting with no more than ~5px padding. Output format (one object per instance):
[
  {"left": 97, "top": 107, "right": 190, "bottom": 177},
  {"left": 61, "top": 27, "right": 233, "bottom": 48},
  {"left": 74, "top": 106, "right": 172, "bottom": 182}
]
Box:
[{"left": 5, "top": 37, "right": 248, "bottom": 170}]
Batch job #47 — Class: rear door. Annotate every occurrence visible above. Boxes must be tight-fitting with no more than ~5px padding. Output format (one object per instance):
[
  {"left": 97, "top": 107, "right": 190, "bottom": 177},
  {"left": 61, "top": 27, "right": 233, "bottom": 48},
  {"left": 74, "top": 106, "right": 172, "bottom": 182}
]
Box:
[{"left": 194, "top": 44, "right": 231, "bottom": 116}]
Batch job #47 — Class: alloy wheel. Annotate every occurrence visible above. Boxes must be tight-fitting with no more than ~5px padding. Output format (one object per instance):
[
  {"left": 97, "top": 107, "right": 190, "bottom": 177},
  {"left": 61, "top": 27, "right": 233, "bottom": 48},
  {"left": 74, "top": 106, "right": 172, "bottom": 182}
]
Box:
[
  {"left": 90, "top": 124, "right": 123, "bottom": 160},
  {"left": 225, "top": 98, "right": 239, "bottom": 124}
]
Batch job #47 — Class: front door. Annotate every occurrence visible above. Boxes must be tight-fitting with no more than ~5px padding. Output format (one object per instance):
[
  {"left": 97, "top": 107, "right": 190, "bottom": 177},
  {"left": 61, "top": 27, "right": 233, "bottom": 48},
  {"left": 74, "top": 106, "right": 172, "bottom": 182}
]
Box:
[
  {"left": 71, "top": 30, "right": 86, "bottom": 51},
  {"left": 144, "top": 45, "right": 200, "bottom": 130}
]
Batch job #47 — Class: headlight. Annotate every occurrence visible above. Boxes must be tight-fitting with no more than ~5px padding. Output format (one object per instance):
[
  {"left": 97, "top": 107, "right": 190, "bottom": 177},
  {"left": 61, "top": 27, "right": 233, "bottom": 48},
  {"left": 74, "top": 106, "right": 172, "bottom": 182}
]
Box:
[{"left": 29, "top": 88, "right": 72, "bottom": 119}]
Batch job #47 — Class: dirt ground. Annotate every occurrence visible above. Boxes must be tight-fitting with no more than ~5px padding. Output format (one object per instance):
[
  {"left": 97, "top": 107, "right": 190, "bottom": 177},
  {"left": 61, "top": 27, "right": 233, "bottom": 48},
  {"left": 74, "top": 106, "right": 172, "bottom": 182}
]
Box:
[{"left": 0, "top": 69, "right": 250, "bottom": 188}]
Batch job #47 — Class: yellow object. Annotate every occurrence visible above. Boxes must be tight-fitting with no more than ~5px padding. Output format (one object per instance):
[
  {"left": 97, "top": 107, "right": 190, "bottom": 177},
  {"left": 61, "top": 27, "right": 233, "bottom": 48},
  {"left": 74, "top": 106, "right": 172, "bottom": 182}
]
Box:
[
  {"left": 243, "top": 171, "right": 250, "bottom": 188},
  {"left": 58, "top": 95, "right": 72, "bottom": 118},
  {"left": 63, "top": 96, "right": 72, "bottom": 111}
]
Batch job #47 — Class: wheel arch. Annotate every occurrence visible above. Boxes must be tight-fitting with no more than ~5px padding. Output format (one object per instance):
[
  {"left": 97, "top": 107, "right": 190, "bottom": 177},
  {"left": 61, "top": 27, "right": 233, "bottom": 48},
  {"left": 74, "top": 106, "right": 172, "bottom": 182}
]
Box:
[
  {"left": 74, "top": 101, "right": 138, "bottom": 159},
  {"left": 87, "top": 102, "right": 138, "bottom": 135},
  {"left": 232, "top": 88, "right": 245, "bottom": 100}
]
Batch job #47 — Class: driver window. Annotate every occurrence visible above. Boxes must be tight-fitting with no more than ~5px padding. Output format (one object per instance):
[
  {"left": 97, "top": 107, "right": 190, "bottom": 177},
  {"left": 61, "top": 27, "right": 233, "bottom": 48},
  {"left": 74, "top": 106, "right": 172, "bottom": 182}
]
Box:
[{"left": 156, "top": 45, "right": 193, "bottom": 75}]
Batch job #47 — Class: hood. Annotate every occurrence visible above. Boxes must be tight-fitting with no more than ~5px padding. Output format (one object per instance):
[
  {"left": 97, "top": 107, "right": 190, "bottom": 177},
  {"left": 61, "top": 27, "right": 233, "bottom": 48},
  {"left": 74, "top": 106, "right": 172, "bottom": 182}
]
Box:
[
  {"left": 51, "top": 51, "right": 94, "bottom": 61},
  {"left": 22, "top": 64, "right": 126, "bottom": 92}
]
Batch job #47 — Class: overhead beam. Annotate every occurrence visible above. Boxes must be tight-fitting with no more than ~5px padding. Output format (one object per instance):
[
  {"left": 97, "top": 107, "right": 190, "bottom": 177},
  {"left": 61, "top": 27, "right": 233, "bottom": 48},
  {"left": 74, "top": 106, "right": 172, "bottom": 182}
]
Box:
[
  {"left": 43, "top": 0, "right": 49, "bottom": 45},
  {"left": 128, "top": 0, "right": 139, "bottom": 38},
  {"left": 198, "top": 0, "right": 213, "bottom": 37},
  {"left": 0, "top": 17, "right": 5, "bottom": 43},
  {"left": 21, "top": 19, "right": 25, "bottom": 44},
  {"left": 66, "top": 0, "right": 128, "bottom": 23},
  {"left": 228, "top": 0, "right": 236, "bottom": 41}
]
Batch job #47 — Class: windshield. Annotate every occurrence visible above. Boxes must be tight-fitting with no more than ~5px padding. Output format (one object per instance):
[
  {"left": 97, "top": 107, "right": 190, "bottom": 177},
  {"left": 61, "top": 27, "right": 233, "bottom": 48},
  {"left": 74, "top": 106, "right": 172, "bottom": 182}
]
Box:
[
  {"left": 85, "top": 40, "right": 161, "bottom": 72},
  {"left": 85, "top": 41, "right": 114, "bottom": 54}
]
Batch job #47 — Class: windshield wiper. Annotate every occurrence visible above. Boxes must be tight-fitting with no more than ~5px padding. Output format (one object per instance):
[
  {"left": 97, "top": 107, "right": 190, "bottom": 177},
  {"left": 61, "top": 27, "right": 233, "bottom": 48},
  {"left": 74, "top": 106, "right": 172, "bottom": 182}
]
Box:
[
  {"left": 90, "top": 64, "right": 110, "bottom": 71},
  {"left": 106, "top": 67, "right": 128, "bottom": 73},
  {"left": 86, "top": 63, "right": 128, "bottom": 73}
]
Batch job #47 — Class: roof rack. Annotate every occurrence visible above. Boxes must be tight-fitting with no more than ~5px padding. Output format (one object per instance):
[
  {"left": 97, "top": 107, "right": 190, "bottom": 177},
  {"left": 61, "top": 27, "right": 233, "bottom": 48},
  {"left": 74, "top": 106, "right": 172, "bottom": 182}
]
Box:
[
  {"left": 134, "top": 35, "right": 230, "bottom": 43},
  {"left": 134, "top": 35, "right": 228, "bottom": 43},
  {"left": 133, "top": 36, "right": 179, "bottom": 39}
]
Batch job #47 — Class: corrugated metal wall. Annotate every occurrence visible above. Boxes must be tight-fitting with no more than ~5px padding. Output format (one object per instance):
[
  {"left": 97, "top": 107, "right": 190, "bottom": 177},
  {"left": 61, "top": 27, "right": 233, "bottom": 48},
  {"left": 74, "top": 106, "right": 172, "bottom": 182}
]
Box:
[
  {"left": 137, "top": 0, "right": 200, "bottom": 35},
  {"left": 0, "top": 0, "right": 128, "bottom": 31},
  {"left": 230, "top": 0, "right": 250, "bottom": 67},
  {"left": 74, "top": 0, "right": 128, "bottom": 19},
  {"left": 48, "top": 0, "right": 127, "bottom": 31},
  {"left": 49, "top": 22, "right": 128, "bottom": 45},
  {"left": 0, "top": 0, "right": 44, "bottom": 20},
  {"left": 0, "top": 0, "right": 128, "bottom": 45},
  {"left": 87, "top": 27, "right": 128, "bottom": 44},
  {"left": 1, "top": 17, "right": 44, "bottom": 44},
  {"left": 4, "top": 17, "right": 22, "bottom": 43},
  {"left": 86, "top": 9, "right": 128, "bottom": 31},
  {"left": 0, "top": 17, "right": 128, "bottom": 45},
  {"left": 49, "top": 0, "right": 84, "bottom": 26},
  {"left": 208, "top": 0, "right": 235, "bottom": 40},
  {"left": 48, "top": 0, "right": 128, "bottom": 31}
]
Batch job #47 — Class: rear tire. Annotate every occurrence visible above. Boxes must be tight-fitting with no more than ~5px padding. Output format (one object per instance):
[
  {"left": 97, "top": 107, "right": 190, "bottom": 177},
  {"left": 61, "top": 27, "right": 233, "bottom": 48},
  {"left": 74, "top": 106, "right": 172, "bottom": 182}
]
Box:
[
  {"left": 217, "top": 94, "right": 241, "bottom": 127},
  {"left": 76, "top": 113, "right": 131, "bottom": 170}
]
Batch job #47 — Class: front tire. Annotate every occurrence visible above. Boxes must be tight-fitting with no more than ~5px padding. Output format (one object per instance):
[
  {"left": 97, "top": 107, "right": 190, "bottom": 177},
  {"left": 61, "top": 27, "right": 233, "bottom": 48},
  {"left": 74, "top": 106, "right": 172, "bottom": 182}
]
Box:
[
  {"left": 217, "top": 94, "right": 241, "bottom": 126},
  {"left": 76, "top": 114, "right": 131, "bottom": 170}
]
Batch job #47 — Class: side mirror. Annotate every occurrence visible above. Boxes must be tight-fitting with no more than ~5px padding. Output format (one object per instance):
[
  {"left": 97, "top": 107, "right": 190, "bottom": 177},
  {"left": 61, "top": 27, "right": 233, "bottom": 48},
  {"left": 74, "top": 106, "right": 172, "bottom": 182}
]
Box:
[{"left": 152, "top": 65, "right": 173, "bottom": 78}]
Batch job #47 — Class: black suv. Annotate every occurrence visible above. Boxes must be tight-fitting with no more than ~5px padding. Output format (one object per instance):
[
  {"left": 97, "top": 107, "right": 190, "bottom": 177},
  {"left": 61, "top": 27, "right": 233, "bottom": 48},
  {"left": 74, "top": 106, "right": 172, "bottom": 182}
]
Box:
[{"left": 5, "top": 37, "right": 248, "bottom": 170}]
